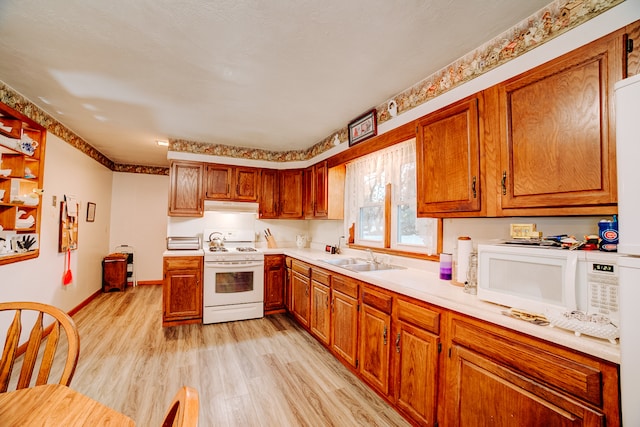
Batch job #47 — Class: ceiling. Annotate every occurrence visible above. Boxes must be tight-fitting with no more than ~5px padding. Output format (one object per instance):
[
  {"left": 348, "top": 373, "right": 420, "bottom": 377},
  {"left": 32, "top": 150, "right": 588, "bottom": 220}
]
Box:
[{"left": 0, "top": 0, "right": 552, "bottom": 168}]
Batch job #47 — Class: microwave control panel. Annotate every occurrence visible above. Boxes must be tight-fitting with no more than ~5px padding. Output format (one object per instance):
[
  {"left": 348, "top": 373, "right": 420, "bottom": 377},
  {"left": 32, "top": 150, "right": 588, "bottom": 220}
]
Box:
[{"left": 585, "top": 259, "right": 619, "bottom": 324}]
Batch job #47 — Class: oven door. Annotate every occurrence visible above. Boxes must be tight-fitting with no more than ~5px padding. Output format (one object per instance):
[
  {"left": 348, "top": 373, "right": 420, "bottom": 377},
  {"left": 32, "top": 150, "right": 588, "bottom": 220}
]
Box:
[{"left": 203, "top": 260, "right": 264, "bottom": 307}]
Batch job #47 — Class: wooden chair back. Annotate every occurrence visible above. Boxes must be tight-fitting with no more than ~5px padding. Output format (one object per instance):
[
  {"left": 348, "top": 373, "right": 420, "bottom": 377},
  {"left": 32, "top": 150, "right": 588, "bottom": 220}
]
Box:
[
  {"left": 0, "top": 301, "right": 80, "bottom": 392},
  {"left": 162, "top": 386, "right": 199, "bottom": 427}
]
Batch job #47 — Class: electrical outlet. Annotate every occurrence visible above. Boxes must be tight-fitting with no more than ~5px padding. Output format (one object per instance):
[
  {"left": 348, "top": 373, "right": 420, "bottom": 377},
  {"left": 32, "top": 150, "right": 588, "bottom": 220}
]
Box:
[{"left": 52, "top": 195, "right": 57, "bottom": 206}]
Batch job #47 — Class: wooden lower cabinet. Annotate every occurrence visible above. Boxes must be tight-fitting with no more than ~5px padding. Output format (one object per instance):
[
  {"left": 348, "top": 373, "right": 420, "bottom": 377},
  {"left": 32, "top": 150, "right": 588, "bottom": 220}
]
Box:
[
  {"left": 162, "top": 256, "right": 203, "bottom": 327},
  {"left": 264, "top": 254, "right": 285, "bottom": 314},
  {"left": 310, "top": 267, "right": 331, "bottom": 345},
  {"left": 393, "top": 298, "right": 441, "bottom": 427},
  {"left": 291, "top": 260, "right": 312, "bottom": 328},
  {"left": 359, "top": 286, "right": 393, "bottom": 396},
  {"left": 284, "top": 257, "right": 293, "bottom": 312},
  {"left": 444, "top": 314, "right": 620, "bottom": 427},
  {"left": 285, "top": 258, "right": 620, "bottom": 427},
  {"left": 330, "top": 275, "right": 359, "bottom": 368}
]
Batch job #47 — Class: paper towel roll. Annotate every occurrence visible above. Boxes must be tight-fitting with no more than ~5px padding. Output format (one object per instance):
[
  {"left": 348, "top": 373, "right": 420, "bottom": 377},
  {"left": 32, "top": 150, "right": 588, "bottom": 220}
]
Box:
[{"left": 456, "top": 237, "right": 473, "bottom": 284}]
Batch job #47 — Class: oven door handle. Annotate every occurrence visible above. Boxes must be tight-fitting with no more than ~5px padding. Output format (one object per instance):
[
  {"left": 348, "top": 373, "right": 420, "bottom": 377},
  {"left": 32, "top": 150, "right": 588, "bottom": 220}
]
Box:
[{"left": 205, "top": 261, "right": 264, "bottom": 269}]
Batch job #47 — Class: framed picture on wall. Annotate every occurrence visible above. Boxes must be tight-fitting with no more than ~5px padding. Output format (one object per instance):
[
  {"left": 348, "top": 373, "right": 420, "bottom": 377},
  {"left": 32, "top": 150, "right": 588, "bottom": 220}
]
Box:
[
  {"left": 86, "top": 202, "right": 96, "bottom": 222},
  {"left": 348, "top": 109, "right": 377, "bottom": 146}
]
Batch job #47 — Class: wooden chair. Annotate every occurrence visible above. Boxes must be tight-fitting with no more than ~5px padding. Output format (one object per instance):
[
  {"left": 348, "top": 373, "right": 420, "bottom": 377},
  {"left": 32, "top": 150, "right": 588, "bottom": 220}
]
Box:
[
  {"left": 0, "top": 301, "right": 80, "bottom": 392},
  {"left": 161, "top": 386, "right": 199, "bottom": 427}
]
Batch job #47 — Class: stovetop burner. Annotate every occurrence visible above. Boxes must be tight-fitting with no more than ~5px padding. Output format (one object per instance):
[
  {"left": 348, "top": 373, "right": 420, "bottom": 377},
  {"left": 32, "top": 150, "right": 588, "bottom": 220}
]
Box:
[
  {"left": 209, "top": 247, "right": 228, "bottom": 252},
  {"left": 236, "top": 247, "right": 257, "bottom": 252}
]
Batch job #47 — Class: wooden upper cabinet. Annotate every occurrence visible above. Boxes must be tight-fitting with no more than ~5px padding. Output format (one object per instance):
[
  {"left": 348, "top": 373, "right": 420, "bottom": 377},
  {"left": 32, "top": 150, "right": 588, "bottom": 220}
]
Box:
[
  {"left": 234, "top": 166, "right": 259, "bottom": 201},
  {"left": 304, "top": 162, "right": 345, "bottom": 220},
  {"left": 204, "top": 164, "right": 232, "bottom": 199},
  {"left": 416, "top": 94, "right": 483, "bottom": 216},
  {"left": 304, "top": 161, "right": 329, "bottom": 218},
  {"left": 625, "top": 20, "right": 640, "bottom": 77},
  {"left": 259, "top": 168, "right": 303, "bottom": 219},
  {"left": 259, "top": 169, "right": 279, "bottom": 218},
  {"left": 205, "top": 164, "right": 259, "bottom": 201},
  {"left": 279, "top": 169, "right": 304, "bottom": 218},
  {"left": 495, "top": 29, "right": 623, "bottom": 213},
  {"left": 168, "top": 161, "right": 204, "bottom": 217}
]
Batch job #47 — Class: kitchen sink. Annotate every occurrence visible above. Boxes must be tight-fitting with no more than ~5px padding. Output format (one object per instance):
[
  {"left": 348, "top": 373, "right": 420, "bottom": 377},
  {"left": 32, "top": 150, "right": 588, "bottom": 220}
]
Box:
[
  {"left": 340, "top": 262, "right": 406, "bottom": 272},
  {"left": 318, "top": 257, "right": 406, "bottom": 272},
  {"left": 317, "top": 257, "right": 365, "bottom": 266}
]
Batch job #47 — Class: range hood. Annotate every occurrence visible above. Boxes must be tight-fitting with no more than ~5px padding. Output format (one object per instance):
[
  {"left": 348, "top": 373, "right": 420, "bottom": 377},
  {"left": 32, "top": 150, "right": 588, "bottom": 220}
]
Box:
[{"left": 204, "top": 200, "right": 259, "bottom": 213}]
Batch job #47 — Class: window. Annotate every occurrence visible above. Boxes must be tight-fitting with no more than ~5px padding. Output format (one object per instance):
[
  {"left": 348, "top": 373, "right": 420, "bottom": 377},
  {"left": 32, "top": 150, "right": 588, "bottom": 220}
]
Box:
[{"left": 345, "top": 138, "right": 438, "bottom": 255}]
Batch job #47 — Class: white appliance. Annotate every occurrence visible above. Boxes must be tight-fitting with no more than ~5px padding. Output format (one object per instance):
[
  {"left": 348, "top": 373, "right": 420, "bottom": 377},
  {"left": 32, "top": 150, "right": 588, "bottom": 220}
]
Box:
[
  {"left": 477, "top": 244, "right": 619, "bottom": 323},
  {"left": 202, "top": 228, "right": 264, "bottom": 324},
  {"left": 614, "top": 73, "right": 640, "bottom": 426}
]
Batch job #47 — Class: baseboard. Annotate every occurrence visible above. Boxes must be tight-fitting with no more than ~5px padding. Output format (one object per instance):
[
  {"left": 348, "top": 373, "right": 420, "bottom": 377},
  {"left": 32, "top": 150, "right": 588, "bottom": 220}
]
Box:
[
  {"left": 68, "top": 289, "right": 102, "bottom": 317},
  {"left": 135, "top": 280, "right": 162, "bottom": 286}
]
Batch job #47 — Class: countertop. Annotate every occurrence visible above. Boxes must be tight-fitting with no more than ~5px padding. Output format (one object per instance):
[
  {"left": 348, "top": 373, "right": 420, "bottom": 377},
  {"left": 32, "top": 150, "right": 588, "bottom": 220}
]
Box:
[
  {"left": 270, "top": 247, "right": 621, "bottom": 364},
  {"left": 163, "top": 246, "right": 620, "bottom": 363}
]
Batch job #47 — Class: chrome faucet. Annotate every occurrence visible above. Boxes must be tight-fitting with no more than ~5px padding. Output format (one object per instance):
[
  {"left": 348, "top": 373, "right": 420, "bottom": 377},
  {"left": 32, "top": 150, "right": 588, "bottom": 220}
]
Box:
[
  {"left": 367, "top": 249, "right": 379, "bottom": 265},
  {"left": 335, "top": 236, "right": 344, "bottom": 254}
]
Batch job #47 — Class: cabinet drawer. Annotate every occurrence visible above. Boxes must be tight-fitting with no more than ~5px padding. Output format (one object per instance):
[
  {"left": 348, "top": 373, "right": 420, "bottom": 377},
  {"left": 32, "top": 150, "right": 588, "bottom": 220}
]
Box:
[
  {"left": 311, "top": 267, "right": 331, "bottom": 286},
  {"left": 285, "top": 256, "right": 292, "bottom": 268},
  {"left": 163, "top": 256, "right": 202, "bottom": 271},
  {"left": 450, "top": 316, "right": 603, "bottom": 406},
  {"left": 362, "top": 286, "right": 392, "bottom": 315},
  {"left": 396, "top": 298, "right": 440, "bottom": 335},
  {"left": 331, "top": 275, "right": 359, "bottom": 298},
  {"left": 292, "top": 259, "right": 311, "bottom": 277}
]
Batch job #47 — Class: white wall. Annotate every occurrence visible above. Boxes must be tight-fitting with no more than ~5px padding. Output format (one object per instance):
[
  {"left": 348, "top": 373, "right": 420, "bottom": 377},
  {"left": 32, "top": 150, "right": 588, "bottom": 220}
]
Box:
[
  {"left": 0, "top": 134, "right": 113, "bottom": 311},
  {"left": 109, "top": 172, "right": 169, "bottom": 282}
]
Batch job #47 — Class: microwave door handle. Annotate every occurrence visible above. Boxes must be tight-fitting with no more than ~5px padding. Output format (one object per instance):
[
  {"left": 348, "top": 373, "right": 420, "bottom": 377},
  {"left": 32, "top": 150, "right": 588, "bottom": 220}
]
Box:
[{"left": 564, "top": 252, "right": 578, "bottom": 311}]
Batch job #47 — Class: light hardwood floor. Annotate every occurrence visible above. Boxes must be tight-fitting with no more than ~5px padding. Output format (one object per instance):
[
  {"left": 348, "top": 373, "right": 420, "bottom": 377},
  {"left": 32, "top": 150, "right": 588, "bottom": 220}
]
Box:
[{"left": 48, "top": 285, "right": 410, "bottom": 426}]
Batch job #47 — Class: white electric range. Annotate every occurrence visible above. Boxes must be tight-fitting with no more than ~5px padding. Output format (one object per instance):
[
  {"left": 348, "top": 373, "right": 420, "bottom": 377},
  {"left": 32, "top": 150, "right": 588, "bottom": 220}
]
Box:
[{"left": 202, "top": 228, "right": 264, "bottom": 324}]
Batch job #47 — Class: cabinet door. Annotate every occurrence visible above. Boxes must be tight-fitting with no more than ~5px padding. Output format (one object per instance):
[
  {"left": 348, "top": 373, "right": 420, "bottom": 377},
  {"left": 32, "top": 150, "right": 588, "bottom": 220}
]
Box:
[
  {"left": 313, "top": 161, "right": 328, "bottom": 217},
  {"left": 264, "top": 254, "right": 285, "bottom": 313},
  {"left": 284, "top": 257, "right": 293, "bottom": 312},
  {"left": 291, "top": 271, "right": 310, "bottom": 328},
  {"left": 394, "top": 321, "right": 439, "bottom": 426},
  {"left": 416, "top": 95, "right": 482, "bottom": 215},
  {"left": 169, "top": 161, "right": 204, "bottom": 216},
  {"left": 205, "top": 164, "right": 232, "bottom": 200},
  {"left": 234, "top": 166, "right": 259, "bottom": 201},
  {"left": 359, "top": 303, "right": 391, "bottom": 396},
  {"left": 162, "top": 257, "right": 203, "bottom": 326},
  {"left": 279, "top": 169, "right": 304, "bottom": 218},
  {"left": 331, "top": 290, "right": 358, "bottom": 368},
  {"left": 497, "top": 32, "right": 620, "bottom": 211},
  {"left": 303, "top": 166, "right": 314, "bottom": 219},
  {"left": 259, "top": 169, "right": 279, "bottom": 219},
  {"left": 310, "top": 281, "right": 330, "bottom": 345},
  {"left": 447, "top": 345, "right": 605, "bottom": 427}
]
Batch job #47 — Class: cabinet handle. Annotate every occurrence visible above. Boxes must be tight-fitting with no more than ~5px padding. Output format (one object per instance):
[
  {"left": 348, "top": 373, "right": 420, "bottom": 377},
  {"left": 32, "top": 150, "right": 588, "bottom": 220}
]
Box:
[
  {"left": 472, "top": 176, "right": 477, "bottom": 198},
  {"left": 395, "top": 333, "right": 401, "bottom": 353},
  {"left": 501, "top": 171, "right": 507, "bottom": 195},
  {"left": 331, "top": 297, "right": 334, "bottom": 313},
  {"left": 383, "top": 325, "right": 388, "bottom": 345},
  {"left": 305, "top": 284, "right": 309, "bottom": 296}
]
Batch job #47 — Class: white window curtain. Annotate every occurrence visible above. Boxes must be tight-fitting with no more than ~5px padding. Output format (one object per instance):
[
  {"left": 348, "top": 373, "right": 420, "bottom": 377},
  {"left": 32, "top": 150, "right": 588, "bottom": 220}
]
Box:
[{"left": 345, "top": 138, "right": 437, "bottom": 254}]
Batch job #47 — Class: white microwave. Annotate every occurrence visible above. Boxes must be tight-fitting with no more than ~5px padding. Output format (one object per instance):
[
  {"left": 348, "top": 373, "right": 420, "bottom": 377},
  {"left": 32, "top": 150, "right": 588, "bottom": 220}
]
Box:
[{"left": 477, "top": 244, "right": 619, "bottom": 323}]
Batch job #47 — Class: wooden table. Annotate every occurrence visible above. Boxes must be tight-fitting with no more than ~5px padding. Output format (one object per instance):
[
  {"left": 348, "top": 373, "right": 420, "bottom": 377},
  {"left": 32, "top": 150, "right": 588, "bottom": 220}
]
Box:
[{"left": 0, "top": 383, "right": 135, "bottom": 426}]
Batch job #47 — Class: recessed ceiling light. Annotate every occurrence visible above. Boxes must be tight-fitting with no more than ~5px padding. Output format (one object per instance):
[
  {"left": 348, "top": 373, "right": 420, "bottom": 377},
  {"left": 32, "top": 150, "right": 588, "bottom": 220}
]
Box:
[{"left": 156, "top": 140, "right": 169, "bottom": 147}]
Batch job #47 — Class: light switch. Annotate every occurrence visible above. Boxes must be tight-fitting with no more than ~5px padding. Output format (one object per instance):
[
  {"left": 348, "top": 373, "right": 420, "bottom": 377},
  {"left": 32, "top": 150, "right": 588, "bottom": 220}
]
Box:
[{"left": 52, "top": 195, "right": 57, "bottom": 206}]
